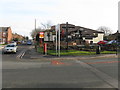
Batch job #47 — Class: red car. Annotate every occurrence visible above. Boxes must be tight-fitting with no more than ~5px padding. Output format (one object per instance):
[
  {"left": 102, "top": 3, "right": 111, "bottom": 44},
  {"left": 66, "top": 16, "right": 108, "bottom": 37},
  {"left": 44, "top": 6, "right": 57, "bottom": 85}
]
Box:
[{"left": 97, "top": 40, "right": 108, "bottom": 45}]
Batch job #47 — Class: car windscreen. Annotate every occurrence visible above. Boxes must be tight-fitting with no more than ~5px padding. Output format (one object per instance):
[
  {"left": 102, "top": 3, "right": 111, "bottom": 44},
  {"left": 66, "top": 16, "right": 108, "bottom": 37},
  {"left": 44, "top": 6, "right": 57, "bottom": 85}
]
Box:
[{"left": 6, "top": 45, "right": 15, "bottom": 47}]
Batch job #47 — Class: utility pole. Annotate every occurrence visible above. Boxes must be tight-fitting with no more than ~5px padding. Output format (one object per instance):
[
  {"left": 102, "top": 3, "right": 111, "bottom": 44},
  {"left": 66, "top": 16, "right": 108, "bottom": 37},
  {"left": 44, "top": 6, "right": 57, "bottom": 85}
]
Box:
[
  {"left": 35, "top": 19, "right": 36, "bottom": 32},
  {"left": 35, "top": 19, "right": 37, "bottom": 50}
]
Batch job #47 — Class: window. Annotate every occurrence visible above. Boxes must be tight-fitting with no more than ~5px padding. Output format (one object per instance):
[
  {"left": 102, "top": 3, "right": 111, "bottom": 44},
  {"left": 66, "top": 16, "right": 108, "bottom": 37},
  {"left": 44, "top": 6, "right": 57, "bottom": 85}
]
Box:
[
  {"left": 80, "top": 28, "right": 84, "bottom": 31},
  {"left": 3, "top": 32, "right": 6, "bottom": 37},
  {"left": 6, "top": 45, "right": 15, "bottom": 47}
]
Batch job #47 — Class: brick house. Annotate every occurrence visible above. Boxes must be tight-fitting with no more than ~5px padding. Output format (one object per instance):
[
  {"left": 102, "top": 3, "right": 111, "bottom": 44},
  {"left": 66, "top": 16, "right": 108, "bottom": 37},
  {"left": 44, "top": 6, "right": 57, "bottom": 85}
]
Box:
[
  {"left": 44, "top": 23, "right": 104, "bottom": 44},
  {"left": 0, "top": 27, "right": 12, "bottom": 44},
  {"left": 12, "top": 33, "right": 24, "bottom": 41}
]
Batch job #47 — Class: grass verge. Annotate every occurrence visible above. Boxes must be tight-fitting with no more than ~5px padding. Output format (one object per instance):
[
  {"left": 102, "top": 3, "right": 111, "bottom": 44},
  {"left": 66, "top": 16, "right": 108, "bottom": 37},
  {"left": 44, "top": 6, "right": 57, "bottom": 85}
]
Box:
[{"left": 37, "top": 47, "right": 116, "bottom": 56}]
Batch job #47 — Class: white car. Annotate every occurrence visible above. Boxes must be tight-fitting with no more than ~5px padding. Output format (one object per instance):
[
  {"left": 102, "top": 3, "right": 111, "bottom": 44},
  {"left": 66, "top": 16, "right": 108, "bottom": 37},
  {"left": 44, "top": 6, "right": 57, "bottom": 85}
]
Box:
[
  {"left": 3, "top": 44, "right": 17, "bottom": 54},
  {"left": 10, "top": 42, "right": 17, "bottom": 46}
]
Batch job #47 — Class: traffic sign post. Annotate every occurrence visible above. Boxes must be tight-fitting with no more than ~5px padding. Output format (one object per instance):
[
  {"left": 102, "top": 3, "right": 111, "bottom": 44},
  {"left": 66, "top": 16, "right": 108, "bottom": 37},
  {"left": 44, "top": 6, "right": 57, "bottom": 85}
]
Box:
[
  {"left": 39, "top": 32, "right": 44, "bottom": 38},
  {"left": 44, "top": 43, "right": 47, "bottom": 55},
  {"left": 55, "top": 25, "right": 58, "bottom": 56},
  {"left": 39, "top": 32, "right": 44, "bottom": 47},
  {"left": 55, "top": 24, "right": 60, "bottom": 57}
]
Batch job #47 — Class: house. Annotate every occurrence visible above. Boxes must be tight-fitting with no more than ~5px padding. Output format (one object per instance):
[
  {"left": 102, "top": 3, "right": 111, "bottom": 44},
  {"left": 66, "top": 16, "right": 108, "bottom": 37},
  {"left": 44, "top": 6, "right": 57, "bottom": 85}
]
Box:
[
  {"left": 44, "top": 30, "right": 53, "bottom": 42},
  {"left": 69, "top": 26, "right": 104, "bottom": 44},
  {"left": 44, "top": 24, "right": 75, "bottom": 42},
  {"left": 12, "top": 33, "right": 25, "bottom": 41},
  {"left": 106, "top": 31, "right": 120, "bottom": 41},
  {"left": 0, "top": 27, "right": 12, "bottom": 44},
  {"left": 44, "top": 23, "right": 104, "bottom": 44}
]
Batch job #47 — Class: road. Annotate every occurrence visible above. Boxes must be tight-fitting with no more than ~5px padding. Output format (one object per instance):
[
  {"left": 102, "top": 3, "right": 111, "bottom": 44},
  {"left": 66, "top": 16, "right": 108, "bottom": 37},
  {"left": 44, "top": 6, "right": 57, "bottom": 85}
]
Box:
[{"left": 1, "top": 45, "right": 119, "bottom": 89}]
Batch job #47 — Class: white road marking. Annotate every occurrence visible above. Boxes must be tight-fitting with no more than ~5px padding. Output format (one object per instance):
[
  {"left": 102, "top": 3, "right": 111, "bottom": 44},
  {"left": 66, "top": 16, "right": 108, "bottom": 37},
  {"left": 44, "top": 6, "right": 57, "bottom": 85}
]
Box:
[{"left": 16, "top": 50, "right": 26, "bottom": 59}]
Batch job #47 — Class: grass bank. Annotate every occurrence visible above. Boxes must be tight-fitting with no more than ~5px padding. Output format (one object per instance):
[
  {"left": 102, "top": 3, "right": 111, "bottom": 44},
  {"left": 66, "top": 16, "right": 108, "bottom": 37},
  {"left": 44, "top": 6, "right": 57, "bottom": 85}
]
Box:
[{"left": 37, "top": 47, "right": 116, "bottom": 56}]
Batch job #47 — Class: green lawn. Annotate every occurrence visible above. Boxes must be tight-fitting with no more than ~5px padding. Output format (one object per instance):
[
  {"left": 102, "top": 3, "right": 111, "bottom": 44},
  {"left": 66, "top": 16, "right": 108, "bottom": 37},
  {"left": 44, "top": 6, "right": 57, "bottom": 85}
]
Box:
[
  {"left": 37, "top": 47, "right": 116, "bottom": 56},
  {"left": 0, "top": 44, "right": 6, "bottom": 45}
]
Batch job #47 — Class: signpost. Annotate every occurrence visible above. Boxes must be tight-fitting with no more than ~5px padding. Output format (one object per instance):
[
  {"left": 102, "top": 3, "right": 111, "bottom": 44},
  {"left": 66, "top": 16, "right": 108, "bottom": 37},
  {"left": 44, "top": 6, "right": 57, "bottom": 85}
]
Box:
[
  {"left": 39, "top": 32, "right": 44, "bottom": 47},
  {"left": 55, "top": 24, "right": 60, "bottom": 57},
  {"left": 55, "top": 26, "right": 58, "bottom": 56}
]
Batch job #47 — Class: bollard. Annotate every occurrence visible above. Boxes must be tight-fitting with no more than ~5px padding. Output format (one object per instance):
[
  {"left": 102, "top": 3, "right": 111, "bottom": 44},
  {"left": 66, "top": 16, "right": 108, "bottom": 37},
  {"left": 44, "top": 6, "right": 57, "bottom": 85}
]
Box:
[
  {"left": 96, "top": 45, "right": 100, "bottom": 54},
  {"left": 44, "top": 43, "right": 47, "bottom": 55}
]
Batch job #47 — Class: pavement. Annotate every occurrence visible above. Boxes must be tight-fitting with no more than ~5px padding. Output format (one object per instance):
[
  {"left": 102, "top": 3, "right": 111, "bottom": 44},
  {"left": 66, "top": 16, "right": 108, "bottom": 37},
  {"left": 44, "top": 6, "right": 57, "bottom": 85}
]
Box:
[
  {"left": 28, "top": 47, "right": 118, "bottom": 60},
  {"left": 0, "top": 45, "right": 5, "bottom": 49}
]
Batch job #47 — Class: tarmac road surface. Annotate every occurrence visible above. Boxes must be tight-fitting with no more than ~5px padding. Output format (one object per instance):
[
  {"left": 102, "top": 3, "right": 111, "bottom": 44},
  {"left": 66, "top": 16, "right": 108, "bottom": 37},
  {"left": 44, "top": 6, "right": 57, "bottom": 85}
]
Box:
[{"left": 1, "top": 45, "right": 119, "bottom": 89}]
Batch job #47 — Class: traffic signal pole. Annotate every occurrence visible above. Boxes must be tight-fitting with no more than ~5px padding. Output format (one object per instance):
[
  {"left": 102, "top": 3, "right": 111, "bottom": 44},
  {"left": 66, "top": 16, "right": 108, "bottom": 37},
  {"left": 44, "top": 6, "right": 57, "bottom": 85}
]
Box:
[{"left": 66, "top": 22, "right": 68, "bottom": 50}]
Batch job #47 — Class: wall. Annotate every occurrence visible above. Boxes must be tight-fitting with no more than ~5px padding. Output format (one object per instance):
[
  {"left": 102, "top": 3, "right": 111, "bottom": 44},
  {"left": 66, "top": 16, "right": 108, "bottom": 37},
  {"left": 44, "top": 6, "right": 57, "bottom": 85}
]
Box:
[
  {"left": 7, "top": 27, "right": 12, "bottom": 43},
  {"left": 44, "top": 32, "right": 48, "bottom": 41},
  {"left": 93, "top": 33, "right": 104, "bottom": 43},
  {"left": 82, "top": 33, "right": 104, "bottom": 44},
  {"left": 0, "top": 28, "right": 2, "bottom": 44},
  {"left": 44, "top": 32, "right": 53, "bottom": 41}
]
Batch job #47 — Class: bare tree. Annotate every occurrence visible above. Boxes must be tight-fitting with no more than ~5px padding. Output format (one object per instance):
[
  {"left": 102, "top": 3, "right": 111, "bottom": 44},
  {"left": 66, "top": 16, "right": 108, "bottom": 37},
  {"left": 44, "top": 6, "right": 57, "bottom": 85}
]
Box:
[
  {"left": 30, "top": 28, "right": 44, "bottom": 39},
  {"left": 41, "top": 21, "right": 52, "bottom": 30},
  {"left": 30, "top": 21, "right": 53, "bottom": 39},
  {"left": 41, "top": 21, "right": 53, "bottom": 41},
  {"left": 97, "top": 26, "right": 112, "bottom": 36}
]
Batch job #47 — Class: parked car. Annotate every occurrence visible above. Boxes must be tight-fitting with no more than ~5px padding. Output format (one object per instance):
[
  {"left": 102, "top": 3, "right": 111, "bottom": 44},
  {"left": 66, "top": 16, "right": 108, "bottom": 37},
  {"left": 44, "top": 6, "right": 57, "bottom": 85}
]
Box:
[
  {"left": 21, "top": 41, "right": 27, "bottom": 45},
  {"left": 3, "top": 44, "right": 17, "bottom": 54},
  {"left": 10, "top": 42, "right": 17, "bottom": 46},
  {"left": 27, "top": 40, "right": 32, "bottom": 45},
  {"left": 97, "top": 40, "right": 108, "bottom": 45},
  {"left": 106, "top": 40, "right": 118, "bottom": 46},
  {"left": 106, "top": 40, "right": 120, "bottom": 46}
]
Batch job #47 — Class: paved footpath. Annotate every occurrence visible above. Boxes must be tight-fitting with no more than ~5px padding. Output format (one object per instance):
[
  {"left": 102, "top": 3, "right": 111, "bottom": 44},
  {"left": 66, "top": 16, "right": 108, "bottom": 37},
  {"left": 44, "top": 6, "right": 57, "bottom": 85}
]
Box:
[{"left": 0, "top": 45, "right": 5, "bottom": 49}]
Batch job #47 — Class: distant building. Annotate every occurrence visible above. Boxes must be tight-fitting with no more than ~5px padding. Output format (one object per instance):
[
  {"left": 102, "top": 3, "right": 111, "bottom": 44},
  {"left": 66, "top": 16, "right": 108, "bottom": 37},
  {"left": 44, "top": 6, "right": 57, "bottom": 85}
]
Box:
[
  {"left": 0, "top": 27, "right": 12, "bottom": 44},
  {"left": 107, "top": 31, "right": 120, "bottom": 41},
  {"left": 12, "top": 33, "right": 24, "bottom": 41},
  {"left": 44, "top": 23, "right": 104, "bottom": 44}
]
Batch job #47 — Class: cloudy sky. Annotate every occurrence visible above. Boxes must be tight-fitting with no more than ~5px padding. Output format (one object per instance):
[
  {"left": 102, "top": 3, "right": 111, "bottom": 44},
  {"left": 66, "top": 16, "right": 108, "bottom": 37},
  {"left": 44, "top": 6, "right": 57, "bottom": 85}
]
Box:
[{"left": 0, "top": 0, "right": 119, "bottom": 38}]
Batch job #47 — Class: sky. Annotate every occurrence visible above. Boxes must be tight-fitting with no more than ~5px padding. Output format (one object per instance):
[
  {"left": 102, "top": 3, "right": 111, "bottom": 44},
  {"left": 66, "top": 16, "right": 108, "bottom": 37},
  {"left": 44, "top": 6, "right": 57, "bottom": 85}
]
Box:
[{"left": 0, "top": 0, "right": 119, "bottom": 39}]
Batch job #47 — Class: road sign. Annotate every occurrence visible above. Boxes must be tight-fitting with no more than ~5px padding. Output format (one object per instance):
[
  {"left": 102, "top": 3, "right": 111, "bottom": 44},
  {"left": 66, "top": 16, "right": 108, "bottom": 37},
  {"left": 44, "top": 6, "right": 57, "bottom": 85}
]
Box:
[{"left": 39, "top": 32, "right": 44, "bottom": 38}]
